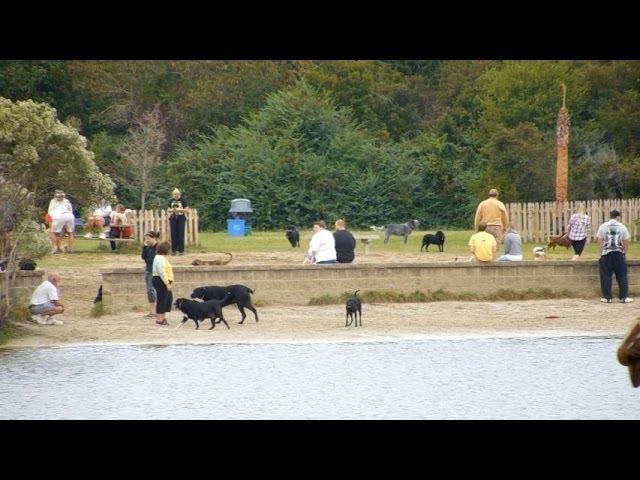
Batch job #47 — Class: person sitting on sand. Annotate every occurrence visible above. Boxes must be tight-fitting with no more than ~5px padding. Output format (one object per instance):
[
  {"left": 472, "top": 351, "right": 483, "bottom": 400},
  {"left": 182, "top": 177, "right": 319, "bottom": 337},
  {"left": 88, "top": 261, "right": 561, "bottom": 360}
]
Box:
[{"left": 28, "top": 272, "right": 64, "bottom": 325}]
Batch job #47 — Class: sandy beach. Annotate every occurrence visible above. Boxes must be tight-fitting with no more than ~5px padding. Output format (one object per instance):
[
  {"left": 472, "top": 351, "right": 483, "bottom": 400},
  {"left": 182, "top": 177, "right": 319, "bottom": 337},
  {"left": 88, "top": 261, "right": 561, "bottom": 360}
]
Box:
[{"left": 3, "top": 251, "right": 638, "bottom": 349}]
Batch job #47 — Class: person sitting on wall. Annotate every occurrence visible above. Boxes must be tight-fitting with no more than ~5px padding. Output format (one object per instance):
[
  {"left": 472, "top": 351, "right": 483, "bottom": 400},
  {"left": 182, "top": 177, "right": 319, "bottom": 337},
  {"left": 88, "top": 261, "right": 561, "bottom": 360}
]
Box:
[
  {"left": 468, "top": 221, "right": 497, "bottom": 263},
  {"left": 497, "top": 224, "right": 523, "bottom": 262}
]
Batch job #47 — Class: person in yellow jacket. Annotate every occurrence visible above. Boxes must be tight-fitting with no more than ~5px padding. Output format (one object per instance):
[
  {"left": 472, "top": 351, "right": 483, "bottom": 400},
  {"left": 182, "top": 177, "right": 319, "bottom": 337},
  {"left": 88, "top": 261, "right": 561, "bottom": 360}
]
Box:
[
  {"left": 469, "top": 221, "right": 497, "bottom": 262},
  {"left": 474, "top": 188, "right": 509, "bottom": 244},
  {"left": 152, "top": 241, "right": 174, "bottom": 325}
]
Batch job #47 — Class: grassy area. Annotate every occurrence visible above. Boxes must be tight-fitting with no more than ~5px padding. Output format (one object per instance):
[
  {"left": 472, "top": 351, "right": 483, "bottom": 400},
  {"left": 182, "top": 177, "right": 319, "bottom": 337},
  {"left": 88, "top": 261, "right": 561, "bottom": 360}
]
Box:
[
  {"left": 38, "top": 229, "right": 640, "bottom": 265},
  {"left": 309, "top": 287, "right": 578, "bottom": 306}
]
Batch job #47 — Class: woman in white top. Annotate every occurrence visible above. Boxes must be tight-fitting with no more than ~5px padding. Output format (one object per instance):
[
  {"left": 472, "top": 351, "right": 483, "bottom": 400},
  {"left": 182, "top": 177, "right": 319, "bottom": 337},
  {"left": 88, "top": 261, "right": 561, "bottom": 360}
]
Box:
[
  {"left": 307, "top": 220, "right": 337, "bottom": 264},
  {"left": 47, "top": 190, "right": 75, "bottom": 254}
]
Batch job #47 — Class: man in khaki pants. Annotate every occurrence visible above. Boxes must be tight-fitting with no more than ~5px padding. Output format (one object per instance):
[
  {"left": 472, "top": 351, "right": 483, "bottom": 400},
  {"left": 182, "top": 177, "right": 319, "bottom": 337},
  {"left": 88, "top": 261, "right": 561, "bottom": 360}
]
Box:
[{"left": 474, "top": 188, "right": 509, "bottom": 244}]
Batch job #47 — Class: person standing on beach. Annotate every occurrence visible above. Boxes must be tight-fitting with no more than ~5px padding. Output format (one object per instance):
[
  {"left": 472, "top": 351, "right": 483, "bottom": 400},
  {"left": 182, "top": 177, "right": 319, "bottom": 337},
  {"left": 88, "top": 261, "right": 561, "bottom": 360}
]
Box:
[
  {"left": 141, "top": 231, "right": 159, "bottom": 319},
  {"left": 151, "top": 241, "right": 174, "bottom": 325},
  {"left": 566, "top": 203, "right": 591, "bottom": 261},
  {"left": 474, "top": 188, "right": 509, "bottom": 244},
  {"left": 596, "top": 209, "right": 633, "bottom": 304}
]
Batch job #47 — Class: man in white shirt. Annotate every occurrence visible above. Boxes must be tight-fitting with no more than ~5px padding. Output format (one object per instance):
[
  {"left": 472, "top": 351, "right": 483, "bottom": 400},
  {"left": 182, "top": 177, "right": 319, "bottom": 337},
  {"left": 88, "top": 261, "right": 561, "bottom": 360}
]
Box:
[
  {"left": 596, "top": 209, "right": 633, "bottom": 304},
  {"left": 28, "top": 272, "right": 64, "bottom": 325},
  {"left": 306, "top": 220, "right": 337, "bottom": 264},
  {"left": 48, "top": 190, "right": 75, "bottom": 254}
]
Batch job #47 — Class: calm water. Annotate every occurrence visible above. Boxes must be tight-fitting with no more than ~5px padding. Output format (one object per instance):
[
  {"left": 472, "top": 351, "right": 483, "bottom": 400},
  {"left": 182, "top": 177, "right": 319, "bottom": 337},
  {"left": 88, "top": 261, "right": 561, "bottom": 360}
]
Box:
[{"left": 1, "top": 336, "right": 638, "bottom": 419}]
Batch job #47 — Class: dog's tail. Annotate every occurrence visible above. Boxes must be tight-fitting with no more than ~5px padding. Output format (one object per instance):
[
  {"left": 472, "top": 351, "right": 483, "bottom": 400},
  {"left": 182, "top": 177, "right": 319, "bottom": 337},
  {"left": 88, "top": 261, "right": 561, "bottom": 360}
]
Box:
[
  {"left": 354, "top": 290, "right": 360, "bottom": 297},
  {"left": 248, "top": 288, "right": 255, "bottom": 295}
]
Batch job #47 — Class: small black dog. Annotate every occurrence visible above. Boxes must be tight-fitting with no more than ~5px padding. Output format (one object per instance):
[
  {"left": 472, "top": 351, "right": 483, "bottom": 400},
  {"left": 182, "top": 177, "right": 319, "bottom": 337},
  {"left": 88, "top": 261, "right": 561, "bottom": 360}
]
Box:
[
  {"left": 191, "top": 284, "right": 259, "bottom": 324},
  {"left": 421, "top": 231, "right": 446, "bottom": 252},
  {"left": 174, "top": 297, "right": 230, "bottom": 330},
  {"left": 18, "top": 258, "right": 37, "bottom": 270},
  {"left": 94, "top": 285, "right": 103, "bottom": 304},
  {"left": 285, "top": 225, "right": 300, "bottom": 248},
  {"left": 345, "top": 290, "right": 362, "bottom": 327}
]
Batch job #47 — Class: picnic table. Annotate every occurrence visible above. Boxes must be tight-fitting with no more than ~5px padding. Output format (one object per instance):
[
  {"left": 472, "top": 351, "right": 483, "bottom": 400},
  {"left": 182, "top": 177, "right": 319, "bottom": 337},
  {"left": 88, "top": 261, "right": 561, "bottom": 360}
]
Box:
[{"left": 354, "top": 235, "right": 379, "bottom": 255}]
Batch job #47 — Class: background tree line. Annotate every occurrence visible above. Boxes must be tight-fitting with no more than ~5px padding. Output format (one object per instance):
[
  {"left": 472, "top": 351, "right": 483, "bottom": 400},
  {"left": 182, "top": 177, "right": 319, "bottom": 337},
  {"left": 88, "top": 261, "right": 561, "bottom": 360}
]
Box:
[{"left": 1, "top": 60, "right": 639, "bottom": 230}]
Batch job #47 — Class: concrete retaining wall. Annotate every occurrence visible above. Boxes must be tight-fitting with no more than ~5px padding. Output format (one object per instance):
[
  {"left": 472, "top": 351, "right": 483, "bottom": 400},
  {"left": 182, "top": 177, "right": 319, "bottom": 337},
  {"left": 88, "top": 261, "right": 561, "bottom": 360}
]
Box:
[
  {"left": 0, "top": 269, "right": 45, "bottom": 303},
  {"left": 99, "top": 260, "right": 640, "bottom": 310}
]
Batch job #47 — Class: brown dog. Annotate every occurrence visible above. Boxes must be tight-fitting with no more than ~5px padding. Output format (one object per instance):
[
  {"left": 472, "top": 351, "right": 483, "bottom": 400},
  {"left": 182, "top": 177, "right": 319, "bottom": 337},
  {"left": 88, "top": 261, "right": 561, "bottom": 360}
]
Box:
[
  {"left": 547, "top": 234, "right": 572, "bottom": 251},
  {"left": 192, "top": 253, "right": 233, "bottom": 266}
]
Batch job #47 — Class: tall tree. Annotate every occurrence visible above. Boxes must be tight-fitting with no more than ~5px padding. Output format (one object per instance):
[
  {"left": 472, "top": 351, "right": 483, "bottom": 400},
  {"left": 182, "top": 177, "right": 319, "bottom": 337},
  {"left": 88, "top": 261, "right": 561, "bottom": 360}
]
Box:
[
  {"left": 119, "top": 107, "right": 167, "bottom": 210},
  {"left": 556, "top": 84, "right": 570, "bottom": 203},
  {"left": 0, "top": 97, "right": 115, "bottom": 212}
]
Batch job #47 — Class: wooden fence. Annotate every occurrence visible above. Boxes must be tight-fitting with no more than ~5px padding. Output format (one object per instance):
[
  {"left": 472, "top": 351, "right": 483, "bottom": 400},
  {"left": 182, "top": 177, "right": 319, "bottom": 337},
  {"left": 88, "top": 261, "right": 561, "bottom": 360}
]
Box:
[
  {"left": 505, "top": 199, "right": 640, "bottom": 243},
  {"left": 128, "top": 209, "right": 199, "bottom": 246}
]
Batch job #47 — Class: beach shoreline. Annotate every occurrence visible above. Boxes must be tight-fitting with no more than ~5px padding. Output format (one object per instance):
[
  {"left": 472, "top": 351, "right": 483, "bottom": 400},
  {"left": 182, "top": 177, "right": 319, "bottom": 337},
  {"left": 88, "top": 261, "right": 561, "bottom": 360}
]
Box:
[{"left": 2, "top": 298, "right": 634, "bottom": 350}]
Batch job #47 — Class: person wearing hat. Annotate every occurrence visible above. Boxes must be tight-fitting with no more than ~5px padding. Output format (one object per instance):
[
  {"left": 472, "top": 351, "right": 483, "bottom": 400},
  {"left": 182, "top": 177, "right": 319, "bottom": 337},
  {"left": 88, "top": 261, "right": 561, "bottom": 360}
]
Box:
[
  {"left": 47, "top": 190, "right": 75, "bottom": 254},
  {"left": 168, "top": 188, "right": 189, "bottom": 256},
  {"left": 596, "top": 209, "right": 633, "bottom": 304},
  {"left": 474, "top": 188, "right": 509, "bottom": 244}
]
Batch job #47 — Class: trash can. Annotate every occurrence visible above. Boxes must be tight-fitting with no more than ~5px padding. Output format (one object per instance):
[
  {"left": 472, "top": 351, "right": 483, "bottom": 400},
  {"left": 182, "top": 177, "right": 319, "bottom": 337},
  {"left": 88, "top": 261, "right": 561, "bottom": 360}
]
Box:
[{"left": 227, "top": 219, "right": 245, "bottom": 237}]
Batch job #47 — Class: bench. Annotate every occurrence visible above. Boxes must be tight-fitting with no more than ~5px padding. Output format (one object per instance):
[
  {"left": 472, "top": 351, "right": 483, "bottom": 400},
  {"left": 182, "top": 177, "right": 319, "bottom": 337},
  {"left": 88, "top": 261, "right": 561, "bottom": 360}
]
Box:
[{"left": 354, "top": 235, "right": 379, "bottom": 255}]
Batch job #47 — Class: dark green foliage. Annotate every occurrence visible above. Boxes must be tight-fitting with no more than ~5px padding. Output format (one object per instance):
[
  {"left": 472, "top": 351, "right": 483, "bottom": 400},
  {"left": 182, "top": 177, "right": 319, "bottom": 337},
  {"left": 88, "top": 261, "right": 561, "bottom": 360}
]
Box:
[{"left": 2, "top": 60, "right": 640, "bottom": 222}]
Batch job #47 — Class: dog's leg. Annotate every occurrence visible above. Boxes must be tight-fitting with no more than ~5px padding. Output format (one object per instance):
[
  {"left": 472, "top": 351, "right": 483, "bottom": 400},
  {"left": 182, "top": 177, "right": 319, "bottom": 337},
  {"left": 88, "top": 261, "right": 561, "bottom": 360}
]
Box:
[
  {"left": 209, "top": 317, "right": 216, "bottom": 330},
  {"left": 346, "top": 312, "right": 350, "bottom": 327},
  {"left": 176, "top": 317, "right": 188, "bottom": 329},
  {"left": 219, "top": 314, "right": 230, "bottom": 330},
  {"left": 245, "top": 302, "right": 259, "bottom": 322},
  {"left": 237, "top": 304, "right": 247, "bottom": 324},
  {"left": 193, "top": 319, "right": 200, "bottom": 330}
]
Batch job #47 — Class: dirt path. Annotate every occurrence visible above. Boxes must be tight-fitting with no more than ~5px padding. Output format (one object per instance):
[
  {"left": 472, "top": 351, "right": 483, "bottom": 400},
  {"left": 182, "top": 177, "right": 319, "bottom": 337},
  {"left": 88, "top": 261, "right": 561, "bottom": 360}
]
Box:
[{"left": 4, "top": 251, "right": 638, "bottom": 349}]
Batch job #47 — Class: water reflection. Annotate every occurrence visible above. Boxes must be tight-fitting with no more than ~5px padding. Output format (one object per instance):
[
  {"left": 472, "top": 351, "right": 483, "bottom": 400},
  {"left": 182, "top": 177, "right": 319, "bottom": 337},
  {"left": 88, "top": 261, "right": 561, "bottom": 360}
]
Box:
[{"left": 0, "top": 337, "right": 636, "bottom": 419}]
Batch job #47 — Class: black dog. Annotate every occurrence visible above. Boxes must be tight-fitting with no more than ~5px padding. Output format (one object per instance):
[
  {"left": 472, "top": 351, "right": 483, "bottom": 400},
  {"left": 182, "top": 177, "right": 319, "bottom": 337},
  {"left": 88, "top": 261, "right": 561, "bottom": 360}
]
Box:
[
  {"left": 174, "top": 297, "right": 230, "bottom": 330},
  {"left": 345, "top": 290, "right": 362, "bottom": 327},
  {"left": 421, "top": 231, "right": 446, "bottom": 252},
  {"left": 191, "top": 284, "right": 259, "bottom": 324},
  {"left": 285, "top": 225, "right": 300, "bottom": 248},
  {"left": 18, "top": 258, "right": 36, "bottom": 270},
  {"left": 384, "top": 219, "right": 420, "bottom": 245},
  {"left": 94, "top": 285, "right": 103, "bottom": 304}
]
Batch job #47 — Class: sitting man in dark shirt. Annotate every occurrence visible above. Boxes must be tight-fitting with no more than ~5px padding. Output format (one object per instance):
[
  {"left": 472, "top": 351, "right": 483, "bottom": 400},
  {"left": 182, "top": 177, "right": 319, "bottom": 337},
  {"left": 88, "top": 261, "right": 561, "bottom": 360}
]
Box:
[{"left": 333, "top": 219, "right": 356, "bottom": 263}]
